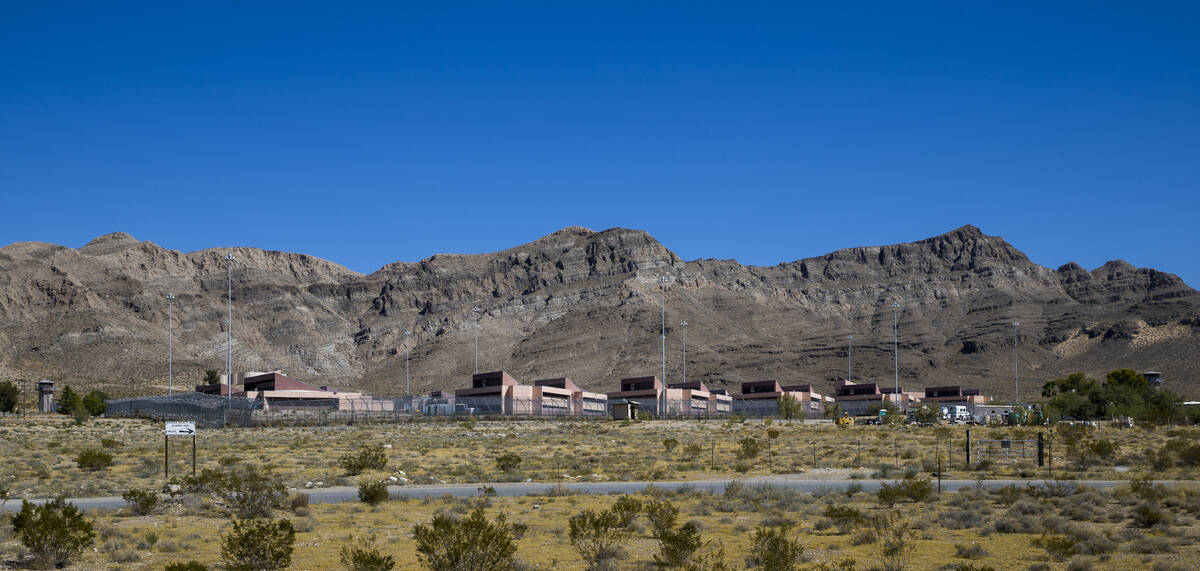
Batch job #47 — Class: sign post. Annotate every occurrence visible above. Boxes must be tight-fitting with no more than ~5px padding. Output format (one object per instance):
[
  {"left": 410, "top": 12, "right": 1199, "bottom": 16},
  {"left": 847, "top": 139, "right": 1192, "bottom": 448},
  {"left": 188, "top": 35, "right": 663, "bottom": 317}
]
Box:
[{"left": 164, "top": 421, "right": 197, "bottom": 478}]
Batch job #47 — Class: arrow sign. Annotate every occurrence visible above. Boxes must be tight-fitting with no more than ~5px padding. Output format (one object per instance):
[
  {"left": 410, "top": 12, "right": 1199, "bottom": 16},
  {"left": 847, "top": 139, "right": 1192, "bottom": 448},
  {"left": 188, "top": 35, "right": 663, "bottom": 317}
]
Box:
[{"left": 165, "top": 421, "right": 196, "bottom": 436}]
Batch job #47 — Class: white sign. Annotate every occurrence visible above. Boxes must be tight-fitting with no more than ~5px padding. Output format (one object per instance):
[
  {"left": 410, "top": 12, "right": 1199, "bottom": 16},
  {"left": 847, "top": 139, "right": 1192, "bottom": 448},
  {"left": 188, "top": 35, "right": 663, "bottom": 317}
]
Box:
[{"left": 165, "top": 421, "right": 196, "bottom": 436}]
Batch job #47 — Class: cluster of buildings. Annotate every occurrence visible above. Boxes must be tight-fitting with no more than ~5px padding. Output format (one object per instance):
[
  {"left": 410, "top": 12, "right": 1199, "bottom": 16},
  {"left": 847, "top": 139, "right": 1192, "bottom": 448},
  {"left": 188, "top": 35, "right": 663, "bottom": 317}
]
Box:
[{"left": 191, "top": 368, "right": 1003, "bottom": 419}]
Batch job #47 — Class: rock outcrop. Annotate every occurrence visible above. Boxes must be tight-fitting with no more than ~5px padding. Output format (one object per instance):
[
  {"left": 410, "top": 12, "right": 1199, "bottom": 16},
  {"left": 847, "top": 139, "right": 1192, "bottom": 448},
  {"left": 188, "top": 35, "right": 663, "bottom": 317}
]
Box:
[{"left": 0, "top": 225, "right": 1196, "bottom": 398}]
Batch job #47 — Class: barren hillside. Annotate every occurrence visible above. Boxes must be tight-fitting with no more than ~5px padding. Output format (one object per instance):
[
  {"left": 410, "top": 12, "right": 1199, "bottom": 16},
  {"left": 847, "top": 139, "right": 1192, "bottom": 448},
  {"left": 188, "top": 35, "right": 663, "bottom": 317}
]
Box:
[{"left": 1, "top": 226, "right": 1196, "bottom": 399}]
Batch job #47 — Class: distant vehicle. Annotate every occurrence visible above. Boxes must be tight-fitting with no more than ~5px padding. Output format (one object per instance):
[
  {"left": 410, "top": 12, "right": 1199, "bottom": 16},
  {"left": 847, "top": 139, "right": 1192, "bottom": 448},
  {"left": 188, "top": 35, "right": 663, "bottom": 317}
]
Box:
[{"left": 941, "top": 406, "right": 970, "bottom": 423}]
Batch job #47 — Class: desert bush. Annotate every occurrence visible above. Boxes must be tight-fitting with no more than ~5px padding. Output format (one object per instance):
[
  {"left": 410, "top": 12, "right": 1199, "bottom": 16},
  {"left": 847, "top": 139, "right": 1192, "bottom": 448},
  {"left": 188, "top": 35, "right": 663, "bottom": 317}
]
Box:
[
  {"left": 611, "top": 495, "right": 642, "bottom": 528},
  {"left": 100, "top": 437, "right": 123, "bottom": 448},
  {"left": 121, "top": 488, "right": 159, "bottom": 515},
  {"left": 1033, "top": 534, "right": 1078, "bottom": 561},
  {"left": 220, "top": 518, "right": 296, "bottom": 570},
  {"left": 1129, "top": 535, "right": 1174, "bottom": 554},
  {"left": 939, "top": 508, "right": 983, "bottom": 530},
  {"left": 358, "top": 479, "right": 389, "bottom": 506},
  {"left": 662, "top": 437, "right": 679, "bottom": 456},
  {"left": 10, "top": 498, "right": 96, "bottom": 569},
  {"left": 954, "top": 542, "right": 989, "bottom": 559},
  {"left": 339, "top": 445, "right": 388, "bottom": 476},
  {"left": 76, "top": 448, "right": 114, "bottom": 471},
  {"left": 737, "top": 437, "right": 765, "bottom": 461},
  {"left": 875, "top": 511, "right": 914, "bottom": 571},
  {"left": 289, "top": 491, "right": 310, "bottom": 514},
  {"left": 495, "top": 452, "right": 522, "bottom": 473},
  {"left": 746, "top": 523, "right": 804, "bottom": 570},
  {"left": 340, "top": 535, "right": 396, "bottom": 571},
  {"left": 877, "top": 477, "right": 933, "bottom": 506},
  {"left": 178, "top": 466, "right": 287, "bottom": 518},
  {"left": 822, "top": 504, "right": 866, "bottom": 534},
  {"left": 163, "top": 561, "right": 207, "bottom": 571},
  {"left": 1087, "top": 438, "right": 1118, "bottom": 461},
  {"left": 569, "top": 507, "right": 633, "bottom": 570},
  {"left": 413, "top": 505, "right": 519, "bottom": 570},
  {"left": 1131, "top": 503, "right": 1168, "bottom": 528}
]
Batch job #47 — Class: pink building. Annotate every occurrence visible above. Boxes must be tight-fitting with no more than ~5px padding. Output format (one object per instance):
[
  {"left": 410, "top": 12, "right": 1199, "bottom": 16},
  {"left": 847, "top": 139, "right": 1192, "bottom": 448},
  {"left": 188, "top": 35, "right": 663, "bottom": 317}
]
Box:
[
  {"left": 606, "top": 376, "right": 729, "bottom": 417},
  {"left": 733, "top": 380, "right": 831, "bottom": 417},
  {"left": 198, "top": 371, "right": 394, "bottom": 411},
  {"left": 832, "top": 380, "right": 913, "bottom": 415},
  {"left": 454, "top": 371, "right": 610, "bottom": 416}
]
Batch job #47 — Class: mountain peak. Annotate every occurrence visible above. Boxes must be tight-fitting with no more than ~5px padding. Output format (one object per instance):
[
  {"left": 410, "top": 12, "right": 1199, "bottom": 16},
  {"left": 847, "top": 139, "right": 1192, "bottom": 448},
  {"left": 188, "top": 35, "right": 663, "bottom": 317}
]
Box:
[{"left": 79, "top": 232, "right": 141, "bottom": 255}]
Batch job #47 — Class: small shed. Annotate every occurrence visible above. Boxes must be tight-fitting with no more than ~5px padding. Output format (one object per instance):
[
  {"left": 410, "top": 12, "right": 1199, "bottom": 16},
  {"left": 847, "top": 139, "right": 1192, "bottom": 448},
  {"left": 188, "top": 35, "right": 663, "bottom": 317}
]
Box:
[{"left": 612, "top": 400, "right": 640, "bottom": 421}]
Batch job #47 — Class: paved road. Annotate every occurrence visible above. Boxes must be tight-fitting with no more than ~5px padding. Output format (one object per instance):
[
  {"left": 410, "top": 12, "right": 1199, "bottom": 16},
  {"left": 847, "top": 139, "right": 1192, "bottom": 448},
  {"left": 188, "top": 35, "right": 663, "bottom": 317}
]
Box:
[{"left": 3, "top": 476, "right": 1194, "bottom": 512}]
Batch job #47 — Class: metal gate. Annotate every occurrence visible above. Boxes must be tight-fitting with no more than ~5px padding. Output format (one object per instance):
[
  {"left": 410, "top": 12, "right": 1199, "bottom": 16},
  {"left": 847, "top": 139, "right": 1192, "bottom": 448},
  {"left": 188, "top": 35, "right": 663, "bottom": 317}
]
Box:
[{"left": 974, "top": 439, "right": 1039, "bottom": 464}]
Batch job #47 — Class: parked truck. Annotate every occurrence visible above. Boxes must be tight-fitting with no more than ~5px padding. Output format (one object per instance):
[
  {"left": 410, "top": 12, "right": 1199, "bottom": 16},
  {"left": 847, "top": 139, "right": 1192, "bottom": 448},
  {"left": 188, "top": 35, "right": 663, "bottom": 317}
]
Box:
[{"left": 941, "top": 405, "right": 970, "bottom": 423}]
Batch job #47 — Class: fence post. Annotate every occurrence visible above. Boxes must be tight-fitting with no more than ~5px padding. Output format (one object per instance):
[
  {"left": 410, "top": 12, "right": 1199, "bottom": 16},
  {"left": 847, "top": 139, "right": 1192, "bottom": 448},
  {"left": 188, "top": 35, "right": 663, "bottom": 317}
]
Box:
[
  {"left": 1037, "top": 432, "right": 1044, "bottom": 467},
  {"left": 965, "top": 428, "right": 971, "bottom": 466}
]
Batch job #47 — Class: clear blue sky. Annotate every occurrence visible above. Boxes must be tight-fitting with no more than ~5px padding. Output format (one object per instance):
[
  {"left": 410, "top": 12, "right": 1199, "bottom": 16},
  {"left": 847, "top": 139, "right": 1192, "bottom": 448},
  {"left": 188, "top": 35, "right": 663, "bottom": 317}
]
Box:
[{"left": 2, "top": 2, "right": 1197, "bottom": 286}]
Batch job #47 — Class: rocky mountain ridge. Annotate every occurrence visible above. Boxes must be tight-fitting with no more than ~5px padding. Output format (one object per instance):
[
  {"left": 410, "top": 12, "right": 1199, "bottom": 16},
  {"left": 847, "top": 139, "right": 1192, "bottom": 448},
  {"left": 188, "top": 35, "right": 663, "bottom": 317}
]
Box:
[{"left": 0, "top": 226, "right": 1196, "bottom": 399}]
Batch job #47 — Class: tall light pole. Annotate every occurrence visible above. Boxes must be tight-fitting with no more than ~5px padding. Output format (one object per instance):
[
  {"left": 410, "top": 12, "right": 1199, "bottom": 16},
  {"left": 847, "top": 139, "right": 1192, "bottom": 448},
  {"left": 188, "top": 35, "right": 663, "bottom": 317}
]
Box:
[
  {"left": 404, "top": 330, "right": 412, "bottom": 399},
  {"left": 659, "top": 277, "right": 668, "bottom": 383},
  {"left": 680, "top": 320, "right": 688, "bottom": 384},
  {"left": 1012, "top": 321, "right": 1020, "bottom": 405},
  {"left": 891, "top": 301, "right": 901, "bottom": 410},
  {"left": 224, "top": 254, "right": 236, "bottom": 401},
  {"left": 166, "top": 294, "right": 176, "bottom": 395},
  {"left": 472, "top": 306, "right": 482, "bottom": 374},
  {"left": 847, "top": 334, "right": 853, "bottom": 383},
  {"left": 658, "top": 276, "right": 668, "bottom": 416}
]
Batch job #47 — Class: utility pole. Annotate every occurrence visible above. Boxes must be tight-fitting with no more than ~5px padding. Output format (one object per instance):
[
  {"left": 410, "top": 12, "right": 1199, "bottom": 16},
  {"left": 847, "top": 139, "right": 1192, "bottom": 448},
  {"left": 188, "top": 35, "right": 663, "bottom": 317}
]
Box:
[
  {"left": 166, "top": 294, "right": 176, "bottom": 395},
  {"left": 680, "top": 321, "right": 688, "bottom": 384},
  {"left": 224, "top": 254, "right": 236, "bottom": 401},
  {"left": 1012, "top": 321, "right": 1021, "bottom": 405},
  {"left": 892, "top": 301, "right": 901, "bottom": 410},
  {"left": 404, "top": 330, "right": 412, "bottom": 400},
  {"left": 472, "top": 306, "right": 482, "bottom": 374},
  {"left": 847, "top": 334, "right": 853, "bottom": 382},
  {"left": 659, "top": 276, "right": 668, "bottom": 416}
]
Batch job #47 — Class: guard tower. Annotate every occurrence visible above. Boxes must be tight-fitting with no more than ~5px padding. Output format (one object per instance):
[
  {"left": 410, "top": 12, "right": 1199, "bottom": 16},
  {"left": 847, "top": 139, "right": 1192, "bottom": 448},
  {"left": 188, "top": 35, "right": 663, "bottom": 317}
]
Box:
[{"left": 36, "top": 380, "right": 55, "bottom": 413}]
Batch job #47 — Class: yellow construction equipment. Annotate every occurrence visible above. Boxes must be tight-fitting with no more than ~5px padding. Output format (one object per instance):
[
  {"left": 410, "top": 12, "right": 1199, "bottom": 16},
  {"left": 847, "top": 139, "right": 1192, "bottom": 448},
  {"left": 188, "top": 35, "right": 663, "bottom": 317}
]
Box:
[{"left": 835, "top": 413, "right": 854, "bottom": 426}]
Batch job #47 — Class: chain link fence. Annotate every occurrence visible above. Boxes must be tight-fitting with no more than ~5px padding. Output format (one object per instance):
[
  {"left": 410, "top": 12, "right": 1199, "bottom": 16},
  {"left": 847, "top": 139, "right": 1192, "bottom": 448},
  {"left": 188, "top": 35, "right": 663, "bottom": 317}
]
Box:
[{"left": 105, "top": 393, "right": 832, "bottom": 427}]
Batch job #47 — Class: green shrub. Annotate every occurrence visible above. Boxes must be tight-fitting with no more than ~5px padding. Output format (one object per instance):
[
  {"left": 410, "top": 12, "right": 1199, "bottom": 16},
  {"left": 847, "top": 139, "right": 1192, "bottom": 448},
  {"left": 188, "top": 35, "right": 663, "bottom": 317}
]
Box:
[
  {"left": 611, "top": 495, "right": 642, "bottom": 529},
  {"left": 358, "top": 479, "right": 389, "bottom": 506},
  {"left": 954, "top": 542, "right": 989, "bottom": 559},
  {"left": 179, "top": 466, "right": 287, "bottom": 518},
  {"left": 1131, "top": 503, "right": 1168, "bottom": 528},
  {"left": 56, "top": 385, "right": 83, "bottom": 416},
  {"left": 0, "top": 380, "right": 18, "bottom": 413},
  {"left": 82, "top": 390, "right": 108, "bottom": 416},
  {"left": 1032, "top": 533, "right": 1077, "bottom": 561},
  {"left": 76, "top": 448, "right": 114, "bottom": 471},
  {"left": 569, "top": 507, "right": 633, "bottom": 570},
  {"left": 822, "top": 504, "right": 866, "bottom": 534},
  {"left": 339, "top": 445, "right": 388, "bottom": 476},
  {"left": 746, "top": 523, "right": 804, "bottom": 570},
  {"left": 220, "top": 518, "right": 296, "bottom": 570},
  {"left": 412, "top": 505, "right": 519, "bottom": 570},
  {"left": 100, "top": 438, "right": 123, "bottom": 448},
  {"left": 495, "top": 452, "right": 522, "bottom": 473},
  {"left": 121, "top": 488, "right": 159, "bottom": 515},
  {"left": 163, "top": 561, "right": 207, "bottom": 571},
  {"left": 877, "top": 477, "right": 933, "bottom": 506},
  {"left": 340, "top": 535, "right": 396, "bottom": 571},
  {"left": 737, "top": 437, "right": 765, "bottom": 461},
  {"left": 10, "top": 498, "right": 96, "bottom": 569}
]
